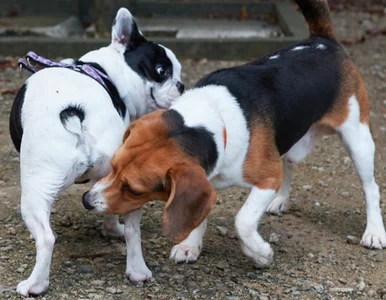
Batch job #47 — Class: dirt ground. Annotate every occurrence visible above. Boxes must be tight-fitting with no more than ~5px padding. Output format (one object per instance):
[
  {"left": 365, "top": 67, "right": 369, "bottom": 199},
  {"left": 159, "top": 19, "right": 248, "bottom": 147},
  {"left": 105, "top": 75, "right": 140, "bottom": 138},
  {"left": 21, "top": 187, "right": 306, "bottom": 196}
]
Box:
[{"left": 1, "top": 10, "right": 386, "bottom": 300}]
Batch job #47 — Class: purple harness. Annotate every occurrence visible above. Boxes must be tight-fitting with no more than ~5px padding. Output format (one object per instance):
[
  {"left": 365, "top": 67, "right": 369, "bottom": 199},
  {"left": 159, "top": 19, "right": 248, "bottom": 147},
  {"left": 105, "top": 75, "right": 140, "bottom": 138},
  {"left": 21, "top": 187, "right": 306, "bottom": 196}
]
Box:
[
  {"left": 18, "top": 51, "right": 126, "bottom": 118},
  {"left": 18, "top": 51, "right": 115, "bottom": 96}
]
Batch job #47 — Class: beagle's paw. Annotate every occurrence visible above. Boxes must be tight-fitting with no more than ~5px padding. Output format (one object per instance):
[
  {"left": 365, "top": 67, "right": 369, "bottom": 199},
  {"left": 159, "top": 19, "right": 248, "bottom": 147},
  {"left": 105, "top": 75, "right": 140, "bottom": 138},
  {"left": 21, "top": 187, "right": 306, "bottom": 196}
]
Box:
[
  {"left": 126, "top": 266, "right": 152, "bottom": 282},
  {"left": 240, "top": 240, "right": 274, "bottom": 268},
  {"left": 361, "top": 227, "right": 386, "bottom": 249},
  {"left": 17, "top": 277, "right": 49, "bottom": 297},
  {"left": 266, "top": 196, "right": 289, "bottom": 215},
  {"left": 170, "top": 244, "right": 202, "bottom": 263}
]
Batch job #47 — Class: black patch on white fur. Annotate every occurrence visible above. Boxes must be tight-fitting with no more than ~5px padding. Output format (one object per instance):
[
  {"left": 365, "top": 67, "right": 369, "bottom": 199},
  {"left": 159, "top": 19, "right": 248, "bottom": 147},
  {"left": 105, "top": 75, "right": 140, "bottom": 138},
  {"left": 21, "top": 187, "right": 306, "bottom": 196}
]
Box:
[
  {"left": 196, "top": 36, "right": 343, "bottom": 155},
  {"left": 162, "top": 109, "right": 218, "bottom": 175},
  {"left": 9, "top": 84, "right": 27, "bottom": 152},
  {"left": 75, "top": 61, "right": 126, "bottom": 119},
  {"left": 124, "top": 43, "right": 173, "bottom": 84},
  {"left": 60, "top": 105, "right": 85, "bottom": 125}
]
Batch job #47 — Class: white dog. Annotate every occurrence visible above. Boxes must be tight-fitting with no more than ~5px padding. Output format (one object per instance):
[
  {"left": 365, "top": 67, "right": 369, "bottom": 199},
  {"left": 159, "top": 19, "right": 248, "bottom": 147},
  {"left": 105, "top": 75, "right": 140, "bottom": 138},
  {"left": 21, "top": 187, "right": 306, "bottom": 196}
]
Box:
[{"left": 9, "top": 8, "right": 183, "bottom": 297}]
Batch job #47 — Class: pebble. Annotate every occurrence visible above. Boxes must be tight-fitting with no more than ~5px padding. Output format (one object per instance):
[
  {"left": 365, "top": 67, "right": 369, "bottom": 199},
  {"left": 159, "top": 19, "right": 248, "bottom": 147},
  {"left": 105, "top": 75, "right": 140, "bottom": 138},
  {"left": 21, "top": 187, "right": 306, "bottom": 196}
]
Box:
[
  {"left": 60, "top": 216, "right": 72, "bottom": 227},
  {"left": 88, "top": 293, "right": 104, "bottom": 300},
  {"left": 216, "top": 226, "right": 228, "bottom": 237},
  {"left": 0, "top": 246, "right": 12, "bottom": 252},
  {"left": 269, "top": 233, "right": 280, "bottom": 245},
  {"left": 313, "top": 284, "right": 324, "bottom": 293},
  {"left": 330, "top": 287, "right": 354, "bottom": 294},
  {"left": 303, "top": 185, "right": 312, "bottom": 191},
  {"left": 105, "top": 286, "right": 122, "bottom": 294},
  {"left": 313, "top": 201, "right": 321, "bottom": 207},
  {"left": 346, "top": 235, "right": 359, "bottom": 245},
  {"left": 90, "top": 280, "right": 105, "bottom": 286},
  {"left": 343, "top": 156, "right": 351, "bottom": 165},
  {"left": 79, "top": 267, "right": 94, "bottom": 274},
  {"left": 341, "top": 191, "right": 350, "bottom": 198},
  {"left": 356, "top": 280, "right": 365, "bottom": 291},
  {"left": 338, "top": 278, "right": 347, "bottom": 284},
  {"left": 216, "top": 262, "right": 228, "bottom": 271}
]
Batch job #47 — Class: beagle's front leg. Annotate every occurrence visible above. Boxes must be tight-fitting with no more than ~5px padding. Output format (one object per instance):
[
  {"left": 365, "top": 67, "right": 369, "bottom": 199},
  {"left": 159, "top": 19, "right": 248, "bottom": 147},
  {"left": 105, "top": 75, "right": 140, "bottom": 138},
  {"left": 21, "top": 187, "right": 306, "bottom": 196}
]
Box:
[
  {"left": 123, "top": 208, "right": 152, "bottom": 282},
  {"left": 235, "top": 187, "right": 276, "bottom": 267}
]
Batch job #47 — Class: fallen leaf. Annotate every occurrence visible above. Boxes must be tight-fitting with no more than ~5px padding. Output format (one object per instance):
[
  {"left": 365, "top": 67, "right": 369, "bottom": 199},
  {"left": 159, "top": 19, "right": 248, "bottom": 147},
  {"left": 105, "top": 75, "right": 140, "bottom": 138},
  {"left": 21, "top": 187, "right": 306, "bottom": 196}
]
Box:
[
  {"left": 240, "top": 6, "right": 248, "bottom": 20},
  {"left": 1, "top": 88, "right": 18, "bottom": 95},
  {"left": 340, "top": 36, "right": 366, "bottom": 45}
]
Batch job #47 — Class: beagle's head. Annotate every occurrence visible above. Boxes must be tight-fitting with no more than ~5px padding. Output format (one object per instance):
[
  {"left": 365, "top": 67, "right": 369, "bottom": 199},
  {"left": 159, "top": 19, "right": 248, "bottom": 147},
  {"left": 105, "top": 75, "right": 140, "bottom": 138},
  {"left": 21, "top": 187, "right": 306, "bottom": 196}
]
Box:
[{"left": 82, "top": 110, "right": 216, "bottom": 242}]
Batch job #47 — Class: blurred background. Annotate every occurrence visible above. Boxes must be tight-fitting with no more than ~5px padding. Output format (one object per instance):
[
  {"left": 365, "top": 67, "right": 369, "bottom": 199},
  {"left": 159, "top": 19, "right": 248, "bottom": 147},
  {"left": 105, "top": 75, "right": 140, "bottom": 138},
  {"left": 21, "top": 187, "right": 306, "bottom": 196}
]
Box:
[{"left": 0, "top": 0, "right": 385, "bottom": 59}]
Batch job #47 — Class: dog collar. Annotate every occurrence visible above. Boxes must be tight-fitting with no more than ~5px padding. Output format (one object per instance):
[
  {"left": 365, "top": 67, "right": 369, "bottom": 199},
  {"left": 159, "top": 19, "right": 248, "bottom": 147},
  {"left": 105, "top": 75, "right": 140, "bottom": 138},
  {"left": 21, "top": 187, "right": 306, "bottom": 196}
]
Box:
[{"left": 18, "top": 51, "right": 126, "bottom": 118}]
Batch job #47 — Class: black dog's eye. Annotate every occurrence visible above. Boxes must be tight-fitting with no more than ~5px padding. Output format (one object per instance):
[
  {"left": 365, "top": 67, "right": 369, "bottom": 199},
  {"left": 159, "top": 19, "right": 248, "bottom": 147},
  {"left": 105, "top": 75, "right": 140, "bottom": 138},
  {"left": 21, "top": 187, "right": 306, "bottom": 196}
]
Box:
[
  {"left": 122, "top": 183, "right": 143, "bottom": 196},
  {"left": 156, "top": 66, "right": 166, "bottom": 76}
]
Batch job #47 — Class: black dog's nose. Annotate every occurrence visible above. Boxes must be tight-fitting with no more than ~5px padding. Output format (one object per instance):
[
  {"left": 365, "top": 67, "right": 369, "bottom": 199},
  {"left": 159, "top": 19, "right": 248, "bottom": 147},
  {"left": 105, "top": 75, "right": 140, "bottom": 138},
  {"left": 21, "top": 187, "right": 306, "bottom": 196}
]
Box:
[
  {"left": 82, "top": 191, "right": 94, "bottom": 210},
  {"left": 176, "top": 81, "right": 185, "bottom": 94}
]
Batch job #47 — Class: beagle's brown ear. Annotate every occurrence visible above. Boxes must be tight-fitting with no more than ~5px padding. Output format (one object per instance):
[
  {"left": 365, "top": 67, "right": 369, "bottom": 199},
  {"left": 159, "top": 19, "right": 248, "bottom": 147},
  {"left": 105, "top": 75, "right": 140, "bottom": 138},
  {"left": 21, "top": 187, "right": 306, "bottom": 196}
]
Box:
[{"left": 163, "top": 163, "right": 216, "bottom": 242}]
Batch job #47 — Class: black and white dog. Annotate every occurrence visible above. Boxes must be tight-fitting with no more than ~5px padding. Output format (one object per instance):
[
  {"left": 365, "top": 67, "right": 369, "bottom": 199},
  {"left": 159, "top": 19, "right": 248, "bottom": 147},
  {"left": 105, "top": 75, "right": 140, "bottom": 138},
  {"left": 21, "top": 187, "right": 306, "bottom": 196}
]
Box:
[{"left": 9, "top": 8, "right": 183, "bottom": 297}]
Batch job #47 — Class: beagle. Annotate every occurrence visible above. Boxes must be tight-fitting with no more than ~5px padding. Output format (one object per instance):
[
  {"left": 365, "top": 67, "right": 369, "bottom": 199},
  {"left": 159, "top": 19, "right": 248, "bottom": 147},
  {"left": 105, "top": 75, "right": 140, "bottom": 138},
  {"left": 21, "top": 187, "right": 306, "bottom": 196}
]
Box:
[{"left": 83, "top": 0, "right": 386, "bottom": 281}]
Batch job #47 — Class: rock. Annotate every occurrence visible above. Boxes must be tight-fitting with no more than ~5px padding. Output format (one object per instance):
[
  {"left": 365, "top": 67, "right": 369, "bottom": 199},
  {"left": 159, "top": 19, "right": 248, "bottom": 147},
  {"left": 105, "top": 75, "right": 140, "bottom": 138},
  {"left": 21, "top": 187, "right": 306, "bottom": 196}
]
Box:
[
  {"left": 216, "top": 262, "right": 228, "bottom": 271},
  {"left": 176, "top": 292, "right": 189, "bottom": 297},
  {"left": 307, "top": 253, "right": 314, "bottom": 259},
  {"left": 341, "top": 192, "right": 350, "bottom": 198},
  {"left": 346, "top": 235, "right": 359, "bottom": 245},
  {"left": 60, "top": 216, "right": 72, "bottom": 227},
  {"left": 227, "top": 230, "right": 238, "bottom": 240},
  {"left": 313, "top": 284, "right": 324, "bottom": 293},
  {"left": 90, "top": 280, "right": 105, "bottom": 286},
  {"left": 338, "top": 278, "right": 347, "bottom": 284},
  {"left": 313, "top": 201, "right": 321, "bottom": 207},
  {"left": 343, "top": 156, "right": 351, "bottom": 165},
  {"left": 330, "top": 287, "right": 354, "bottom": 294},
  {"left": 105, "top": 287, "right": 122, "bottom": 294},
  {"left": 0, "top": 246, "right": 12, "bottom": 252},
  {"left": 216, "top": 226, "right": 228, "bottom": 237},
  {"left": 356, "top": 280, "right": 365, "bottom": 291},
  {"left": 79, "top": 267, "right": 93, "bottom": 274},
  {"left": 303, "top": 185, "right": 312, "bottom": 191},
  {"left": 88, "top": 293, "right": 104, "bottom": 300},
  {"left": 269, "top": 233, "right": 280, "bottom": 245}
]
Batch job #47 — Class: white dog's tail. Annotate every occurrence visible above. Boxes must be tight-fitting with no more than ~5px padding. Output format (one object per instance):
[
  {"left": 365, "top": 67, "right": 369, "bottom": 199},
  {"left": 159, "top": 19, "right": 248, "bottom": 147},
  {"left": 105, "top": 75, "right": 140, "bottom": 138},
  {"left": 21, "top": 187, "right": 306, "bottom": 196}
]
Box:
[{"left": 60, "top": 105, "right": 84, "bottom": 136}]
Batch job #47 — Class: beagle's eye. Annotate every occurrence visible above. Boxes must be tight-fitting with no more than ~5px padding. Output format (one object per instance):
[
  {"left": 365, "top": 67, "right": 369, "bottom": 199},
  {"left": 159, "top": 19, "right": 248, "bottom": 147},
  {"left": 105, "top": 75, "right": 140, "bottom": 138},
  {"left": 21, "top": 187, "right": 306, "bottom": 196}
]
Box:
[
  {"left": 122, "top": 183, "right": 143, "bottom": 196},
  {"left": 156, "top": 66, "right": 166, "bottom": 76}
]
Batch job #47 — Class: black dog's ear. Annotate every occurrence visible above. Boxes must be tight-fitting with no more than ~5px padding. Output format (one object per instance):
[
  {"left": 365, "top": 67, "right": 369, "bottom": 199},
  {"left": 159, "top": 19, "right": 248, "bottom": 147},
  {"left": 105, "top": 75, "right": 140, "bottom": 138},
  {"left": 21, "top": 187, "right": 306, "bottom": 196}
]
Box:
[{"left": 111, "top": 8, "right": 147, "bottom": 53}]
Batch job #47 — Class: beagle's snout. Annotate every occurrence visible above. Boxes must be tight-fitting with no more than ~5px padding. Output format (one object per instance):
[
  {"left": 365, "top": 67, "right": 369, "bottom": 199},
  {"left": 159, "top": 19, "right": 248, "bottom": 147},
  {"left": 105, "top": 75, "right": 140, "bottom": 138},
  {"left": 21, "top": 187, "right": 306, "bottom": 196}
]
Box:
[
  {"left": 176, "top": 81, "right": 185, "bottom": 94},
  {"left": 82, "top": 191, "right": 94, "bottom": 210}
]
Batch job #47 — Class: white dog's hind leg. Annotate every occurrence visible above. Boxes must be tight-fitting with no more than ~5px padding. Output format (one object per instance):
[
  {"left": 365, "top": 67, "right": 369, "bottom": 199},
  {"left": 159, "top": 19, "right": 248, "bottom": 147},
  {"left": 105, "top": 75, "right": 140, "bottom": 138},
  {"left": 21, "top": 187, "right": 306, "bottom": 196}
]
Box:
[
  {"left": 338, "top": 96, "right": 386, "bottom": 249},
  {"left": 16, "top": 174, "right": 63, "bottom": 297},
  {"left": 170, "top": 219, "right": 207, "bottom": 263}
]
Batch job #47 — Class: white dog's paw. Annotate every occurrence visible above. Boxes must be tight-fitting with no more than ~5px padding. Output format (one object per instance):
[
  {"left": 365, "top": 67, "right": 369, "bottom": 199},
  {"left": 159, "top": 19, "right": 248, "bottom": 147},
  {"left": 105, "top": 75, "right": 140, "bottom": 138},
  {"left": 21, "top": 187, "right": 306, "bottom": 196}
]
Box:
[
  {"left": 266, "top": 196, "right": 289, "bottom": 215},
  {"left": 126, "top": 266, "right": 152, "bottom": 282},
  {"left": 241, "top": 241, "right": 274, "bottom": 268},
  {"left": 170, "top": 244, "right": 202, "bottom": 263},
  {"left": 101, "top": 223, "right": 124, "bottom": 238},
  {"left": 360, "top": 228, "right": 386, "bottom": 249},
  {"left": 17, "top": 278, "right": 49, "bottom": 297}
]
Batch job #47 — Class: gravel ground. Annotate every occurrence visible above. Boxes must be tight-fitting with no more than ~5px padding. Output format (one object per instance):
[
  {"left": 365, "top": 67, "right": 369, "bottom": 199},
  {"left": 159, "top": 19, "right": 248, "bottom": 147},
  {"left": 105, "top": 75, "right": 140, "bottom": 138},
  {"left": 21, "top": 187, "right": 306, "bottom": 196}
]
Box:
[{"left": 2, "top": 10, "right": 386, "bottom": 300}]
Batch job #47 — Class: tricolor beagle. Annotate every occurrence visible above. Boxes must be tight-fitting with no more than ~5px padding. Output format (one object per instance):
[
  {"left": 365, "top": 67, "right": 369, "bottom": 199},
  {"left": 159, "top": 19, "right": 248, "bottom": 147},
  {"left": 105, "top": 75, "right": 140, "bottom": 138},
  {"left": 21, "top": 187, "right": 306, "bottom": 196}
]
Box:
[{"left": 83, "top": 0, "right": 386, "bottom": 281}]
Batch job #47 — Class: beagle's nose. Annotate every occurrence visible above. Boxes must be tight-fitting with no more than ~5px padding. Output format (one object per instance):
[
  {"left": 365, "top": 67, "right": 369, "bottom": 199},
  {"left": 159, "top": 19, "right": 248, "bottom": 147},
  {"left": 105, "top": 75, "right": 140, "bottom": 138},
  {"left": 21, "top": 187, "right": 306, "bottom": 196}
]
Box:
[
  {"left": 82, "top": 191, "right": 94, "bottom": 210},
  {"left": 176, "top": 81, "right": 185, "bottom": 94}
]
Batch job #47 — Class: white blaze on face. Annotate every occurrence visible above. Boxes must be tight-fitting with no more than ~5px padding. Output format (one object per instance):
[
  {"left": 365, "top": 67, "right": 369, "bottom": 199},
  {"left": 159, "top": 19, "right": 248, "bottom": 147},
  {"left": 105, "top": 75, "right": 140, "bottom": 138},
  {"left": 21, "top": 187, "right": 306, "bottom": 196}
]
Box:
[{"left": 87, "top": 179, "right": 112, "bottom": 212}]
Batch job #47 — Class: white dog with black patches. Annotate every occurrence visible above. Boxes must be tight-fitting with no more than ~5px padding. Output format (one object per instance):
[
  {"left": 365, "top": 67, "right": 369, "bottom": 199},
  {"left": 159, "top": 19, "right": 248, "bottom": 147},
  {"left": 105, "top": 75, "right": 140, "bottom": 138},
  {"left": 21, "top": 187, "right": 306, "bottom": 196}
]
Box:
[{"left": 9, "top": 8, "right": 183, "bottom": 297}]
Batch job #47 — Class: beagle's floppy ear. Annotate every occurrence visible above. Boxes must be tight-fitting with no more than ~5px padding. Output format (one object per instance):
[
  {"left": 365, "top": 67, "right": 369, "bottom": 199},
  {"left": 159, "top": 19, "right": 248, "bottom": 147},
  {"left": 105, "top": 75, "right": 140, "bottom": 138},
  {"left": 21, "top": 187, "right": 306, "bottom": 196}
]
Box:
[
  {"left": 111, "top": 8, "right": 147, "bottom": 54},
  {"left": 163, "top": 162, "right": 216, "bottom": 242}
]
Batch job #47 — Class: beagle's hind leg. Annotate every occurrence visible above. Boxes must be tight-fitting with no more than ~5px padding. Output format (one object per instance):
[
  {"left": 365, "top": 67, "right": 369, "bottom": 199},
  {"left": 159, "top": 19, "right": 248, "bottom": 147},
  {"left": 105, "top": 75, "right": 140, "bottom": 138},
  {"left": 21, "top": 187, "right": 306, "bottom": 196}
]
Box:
[{"left": 337, "top": 96, "right": 386, "bottom": 249}]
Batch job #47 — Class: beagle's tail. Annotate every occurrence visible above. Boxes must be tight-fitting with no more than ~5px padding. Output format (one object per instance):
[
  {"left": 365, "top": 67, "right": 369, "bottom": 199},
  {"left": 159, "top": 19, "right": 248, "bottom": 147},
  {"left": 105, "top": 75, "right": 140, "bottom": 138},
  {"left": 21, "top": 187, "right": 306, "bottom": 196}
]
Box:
[{"left": 294, "top": 0, "right": 335, "bottom": 39}]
